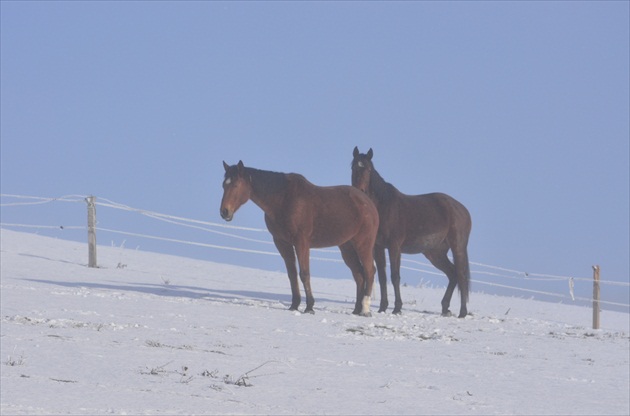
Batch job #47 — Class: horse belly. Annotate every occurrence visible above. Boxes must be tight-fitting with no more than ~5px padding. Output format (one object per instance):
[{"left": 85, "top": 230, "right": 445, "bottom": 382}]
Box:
[
  {"left": 401, "top": 232, "right": 446, "bottom": 254},
  {"left": 309, "top": 222, "right": 355, "bottom": 248}
]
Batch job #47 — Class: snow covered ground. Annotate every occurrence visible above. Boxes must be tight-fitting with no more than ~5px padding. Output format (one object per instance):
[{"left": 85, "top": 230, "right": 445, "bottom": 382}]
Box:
[{"left": 1, "top": 229, "right": 628, "bottom": 415}]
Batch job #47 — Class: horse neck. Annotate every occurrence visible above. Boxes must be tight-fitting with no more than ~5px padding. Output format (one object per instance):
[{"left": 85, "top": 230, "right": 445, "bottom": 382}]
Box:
[
  {"left": 246, "top": 167, "right": 289, "bottom": 216},
  {"left": 368, "top": 168, "right": 397, "bottom": 207}
]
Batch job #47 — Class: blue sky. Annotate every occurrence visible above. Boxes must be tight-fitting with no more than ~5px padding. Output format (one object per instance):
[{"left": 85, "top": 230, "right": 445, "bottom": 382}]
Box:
[{"left": 1, "top": 2, "right": 628, "bottom": 310}]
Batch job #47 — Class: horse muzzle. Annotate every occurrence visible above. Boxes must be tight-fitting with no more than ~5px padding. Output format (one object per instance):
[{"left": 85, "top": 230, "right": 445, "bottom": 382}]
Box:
[{"left": 220, "top": 207, "right": 233, "bottom": 222}]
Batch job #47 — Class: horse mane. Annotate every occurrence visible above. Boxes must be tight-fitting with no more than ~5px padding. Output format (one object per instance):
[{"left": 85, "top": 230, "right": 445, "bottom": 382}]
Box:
[
  {"left": 245, "top": 167, "right": 292, "bottom": 195},
  {"left": 368, "top": 164, "right": 398, "bottom": 202}
]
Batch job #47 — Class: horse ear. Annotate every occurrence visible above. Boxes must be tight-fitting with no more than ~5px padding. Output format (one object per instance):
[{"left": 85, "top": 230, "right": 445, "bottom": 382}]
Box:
[
  {"left": 223, "top": 161, "right": 229, "bottom": 172},
  {"left": 367, "top": 148, "right": 373, "bottom": 160},
  {"left": 237, "top": 160, "right": 245, "bottom": 174},
  {"left": 353, "top": 146, "right": 360, "bottom": 158}
]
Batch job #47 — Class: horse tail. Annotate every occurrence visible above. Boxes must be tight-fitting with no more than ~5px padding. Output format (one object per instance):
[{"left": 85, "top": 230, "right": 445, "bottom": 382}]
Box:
[
  {"left": 455, "top": 202, "right": 472, "bottom": 303},
  {"left": 457, "top": 249, "right": 471, "bottom": 303}
]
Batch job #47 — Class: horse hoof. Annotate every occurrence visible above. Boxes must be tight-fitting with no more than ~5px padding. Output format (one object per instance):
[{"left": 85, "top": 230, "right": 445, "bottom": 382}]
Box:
[
  {"left": 304, "top": 308, "right": 315, "bottom": 315},
  {"left": 360, "top": 311, "right": 372, "bottom": 318},
  {"left": 378, "top": 308, "right": 387, "bottom": 314},
  {"left": 441, "top": 310, "right": 453, "bottom": 317},
  {"left": 392, "top": 309, "right": 402, "bottom": 315},
  {"left": 458, "top": 313, "right": 467, "bottom": 318}
]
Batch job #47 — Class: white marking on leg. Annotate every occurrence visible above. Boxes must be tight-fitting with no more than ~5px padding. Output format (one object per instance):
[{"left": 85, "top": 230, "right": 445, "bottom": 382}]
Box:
[{"left": 362, "top": 296, "right": 371, "bottom": 315}]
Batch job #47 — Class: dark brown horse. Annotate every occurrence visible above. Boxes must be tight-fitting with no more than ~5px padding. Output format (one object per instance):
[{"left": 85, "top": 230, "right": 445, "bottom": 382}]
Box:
[
  {"left": 351, "top": 147, "right": 472, "bottom": 318},
  {"left": 220, "top": 161, "right": 379, "bottom": 316}
]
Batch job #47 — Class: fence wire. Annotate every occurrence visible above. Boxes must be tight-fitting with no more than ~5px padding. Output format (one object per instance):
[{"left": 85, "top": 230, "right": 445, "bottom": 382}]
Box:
[{"left": 2, "top": 193, "right": 628, "bottom": 310}]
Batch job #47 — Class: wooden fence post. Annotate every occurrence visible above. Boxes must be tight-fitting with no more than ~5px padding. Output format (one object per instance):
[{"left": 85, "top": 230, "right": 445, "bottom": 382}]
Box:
[
  {"left": 86, "top": 196, "right": 97, "bottom": 268},
  {"left": 592, "top": 265, "right": 600, "bottom": 330}
]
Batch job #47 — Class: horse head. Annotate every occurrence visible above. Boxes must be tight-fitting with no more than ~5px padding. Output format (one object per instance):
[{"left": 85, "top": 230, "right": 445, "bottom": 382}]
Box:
[
  {"left": 351, "top": 146, "right": 374, "bottom": 193},
  {"left": 220, "top": 160, "right": 251, "bottom": 221}
]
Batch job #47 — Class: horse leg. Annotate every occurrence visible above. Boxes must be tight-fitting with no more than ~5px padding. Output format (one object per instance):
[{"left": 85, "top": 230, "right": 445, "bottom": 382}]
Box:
[
  {"left": 388, "top": 246, "right": 403, "bottom": 314},
  {"left": 354, "top": 238, "right": 376, "bottom": 317},
  {"left": 339, "top": 243, "right": 366, "bottom": 315},
  {"left": 424, "top": 249, "right": 458, "bottom": 317},
  {"left": 294, "top": 241, "right": 315, "bottom": 314},
  {"left": 273, "top": 237, "right": 301, "bottom": 311},
  {"left": 451, "top": 243, "right": 470, "bottom": 318},
  {"left": 374, "top": 245, "right": 388, "bottom": 313}
]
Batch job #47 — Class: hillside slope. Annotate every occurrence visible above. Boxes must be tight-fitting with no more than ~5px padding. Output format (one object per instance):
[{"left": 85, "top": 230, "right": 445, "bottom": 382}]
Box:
[{"left": 1, "top": 229, "right": 628, "bottom": 415}]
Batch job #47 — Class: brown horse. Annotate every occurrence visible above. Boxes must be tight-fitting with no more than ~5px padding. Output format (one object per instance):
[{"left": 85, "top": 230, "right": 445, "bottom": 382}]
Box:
[
  {"left": 220, "top": 161, "right": 379, "bottom": 316},
  {"left": 351, "top": 147, "right": 472, "bottom": 318}
]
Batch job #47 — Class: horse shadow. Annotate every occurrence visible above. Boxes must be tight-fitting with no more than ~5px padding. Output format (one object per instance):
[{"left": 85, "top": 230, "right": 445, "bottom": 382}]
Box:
[
  {"left": 11, "top": 250, "right": 350, "bottom": 309},
  {"left": 21, "top": 278, "right": 350, "bottom": 309}
]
